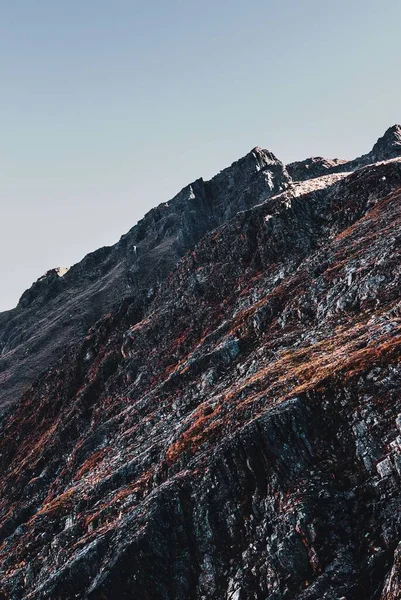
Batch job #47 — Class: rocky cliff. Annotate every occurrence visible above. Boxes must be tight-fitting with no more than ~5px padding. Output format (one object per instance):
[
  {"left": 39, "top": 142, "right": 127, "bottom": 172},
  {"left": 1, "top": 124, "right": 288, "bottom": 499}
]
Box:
[{"left": 1, "top": 128, "right": 401, "bottom": 599}]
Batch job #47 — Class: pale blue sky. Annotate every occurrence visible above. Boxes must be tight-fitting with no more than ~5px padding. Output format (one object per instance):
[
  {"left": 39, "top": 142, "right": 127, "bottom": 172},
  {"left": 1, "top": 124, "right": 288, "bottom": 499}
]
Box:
[{"left": 1, "top": 0, "right": 400, "bottom": 311}]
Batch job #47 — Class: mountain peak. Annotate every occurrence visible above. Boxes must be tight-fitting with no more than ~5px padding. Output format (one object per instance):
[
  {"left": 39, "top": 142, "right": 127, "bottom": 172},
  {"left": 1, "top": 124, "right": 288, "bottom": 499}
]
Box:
[
  {"left": 381, "top": 123, "right": 401, "bottom": 139},
  {"left": 251, "top": 146, "right": 280, "bottom": 163},
  {"left": 222, "top": 146, "right": 282, "bottom": 177},
  {"left": 369, "top": 124, "right": 401, "bottom": 160}
]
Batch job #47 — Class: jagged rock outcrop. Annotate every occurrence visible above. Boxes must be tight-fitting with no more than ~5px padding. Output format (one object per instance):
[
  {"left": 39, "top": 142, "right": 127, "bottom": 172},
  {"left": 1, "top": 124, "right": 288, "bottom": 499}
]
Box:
[
  {"left": 1, "top": 130, "right": 401, "bottom": 599},
  {"left": 286, "top": 157, "right": 347, "bottom": 181},
  {"left": 0, "top": 148, "right": 290, "bottom": 411},
  {"left": 363, "top": 124, "right": 401, "bottom": 164},
  {"left": 17, "top": 268, "right": 70, "bottom": 309},
  {"left": 287, "top": 124, "right": 401, "bottom": 182}
]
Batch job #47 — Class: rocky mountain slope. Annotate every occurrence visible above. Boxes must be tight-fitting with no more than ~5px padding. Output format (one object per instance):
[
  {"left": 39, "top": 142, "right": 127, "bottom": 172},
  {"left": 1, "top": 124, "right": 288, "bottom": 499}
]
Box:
[
  {"left": 0, "top": 149, "right": 290, "bottom": 411},
  {"left": 1, "top": 127, "right": 401, "bottom": 599}
]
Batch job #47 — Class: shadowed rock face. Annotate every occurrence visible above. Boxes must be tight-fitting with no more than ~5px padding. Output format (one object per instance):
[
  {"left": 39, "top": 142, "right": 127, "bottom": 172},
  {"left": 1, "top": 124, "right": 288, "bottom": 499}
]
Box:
[
  {"left": 0, "top": 148, "right": 290, "bottom": 411},
  {"left": 1, "top": 124, "right": 401, "bottom": 599}
]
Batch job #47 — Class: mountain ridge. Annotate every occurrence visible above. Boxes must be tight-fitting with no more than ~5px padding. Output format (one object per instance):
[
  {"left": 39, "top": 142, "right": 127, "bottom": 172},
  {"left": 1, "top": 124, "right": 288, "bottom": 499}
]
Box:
[
  {"left": 287, "top": 124, "right": 401, "bottom": 181},
  {"left": 0, "top": 147, "right": 291, "bottom": 410},
  {"left": 2, "top": 126, "right": 400, "bottom": 412}
]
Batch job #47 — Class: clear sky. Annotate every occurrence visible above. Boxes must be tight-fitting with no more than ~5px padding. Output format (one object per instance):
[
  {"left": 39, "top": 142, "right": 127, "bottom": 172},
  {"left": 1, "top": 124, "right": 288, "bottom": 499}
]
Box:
[{"left": 1, "top": 0, "right": 400, "bottom": 311}]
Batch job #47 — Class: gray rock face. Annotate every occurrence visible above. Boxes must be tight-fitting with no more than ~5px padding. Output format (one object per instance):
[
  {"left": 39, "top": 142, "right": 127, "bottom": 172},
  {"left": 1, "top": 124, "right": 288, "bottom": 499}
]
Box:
[{"left": 0, "top": 147, "right": 290, "bottom": 410}]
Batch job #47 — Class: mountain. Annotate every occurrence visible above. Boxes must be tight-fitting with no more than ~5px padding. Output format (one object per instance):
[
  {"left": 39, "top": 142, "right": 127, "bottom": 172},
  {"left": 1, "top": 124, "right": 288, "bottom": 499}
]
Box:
[
  {"left": 1, "top": 127, "right": 401, "bottom": 599},
  {"left": 0, "top": 148, "right": 290, "bottom": 411},
  {"left": 287, "top": 124, "right": 401, "bottom": 181}
]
